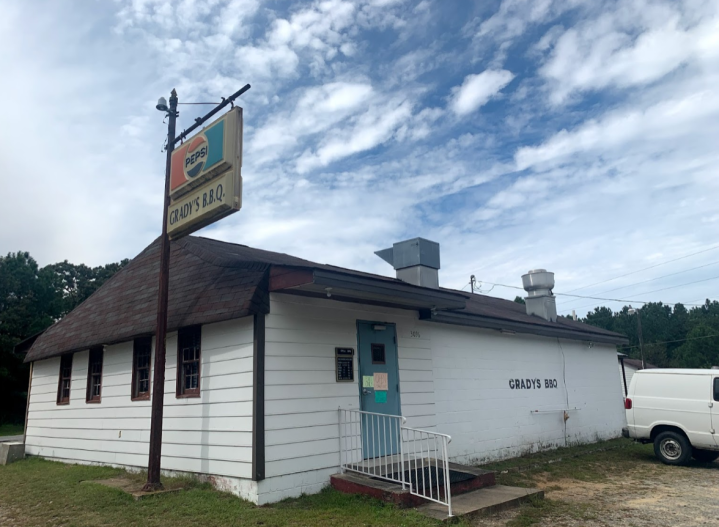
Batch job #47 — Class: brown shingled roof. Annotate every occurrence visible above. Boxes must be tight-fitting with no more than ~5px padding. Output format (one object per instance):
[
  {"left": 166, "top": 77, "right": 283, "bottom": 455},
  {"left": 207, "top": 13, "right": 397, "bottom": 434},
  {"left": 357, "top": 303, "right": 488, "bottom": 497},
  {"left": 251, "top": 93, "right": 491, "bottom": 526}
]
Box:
[
  {"left": 24, "top": 235, "right": 626, "bottom": 362},
  {"left": 25, "top": 237, "right": 270, "bottom": 362},
  {"left": 456, "top": 292, "right": 625, "bottom": 340}
]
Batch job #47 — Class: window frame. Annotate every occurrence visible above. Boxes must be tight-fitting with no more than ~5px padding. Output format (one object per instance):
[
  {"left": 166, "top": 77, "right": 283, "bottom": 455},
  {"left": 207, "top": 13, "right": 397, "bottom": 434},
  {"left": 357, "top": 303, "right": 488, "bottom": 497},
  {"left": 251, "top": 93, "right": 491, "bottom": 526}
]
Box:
[
  {"left": 56, "top": 354, "right": 73, "bottom": 405},
  {"left": 86, "top": 347, "right": 104, "bottom": 404},
  {"left": 371, "top": 343, "right": 386, "bottom": 365},
  {"left": 176, "top": 326, "right": 202, "bottom": 398},
  {"left": 713, "top": 377, "right": 719, "bottom": 402},
  {"left": 131, "top": 337, "right": 153, "bottom": 401}
]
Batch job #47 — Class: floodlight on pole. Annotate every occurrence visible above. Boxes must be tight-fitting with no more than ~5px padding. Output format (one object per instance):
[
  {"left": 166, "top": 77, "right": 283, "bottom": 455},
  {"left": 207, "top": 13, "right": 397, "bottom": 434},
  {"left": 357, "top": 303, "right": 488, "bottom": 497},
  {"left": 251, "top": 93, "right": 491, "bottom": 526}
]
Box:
[{"left": 156, "top": 97, "right": 169, "bottom": 112}]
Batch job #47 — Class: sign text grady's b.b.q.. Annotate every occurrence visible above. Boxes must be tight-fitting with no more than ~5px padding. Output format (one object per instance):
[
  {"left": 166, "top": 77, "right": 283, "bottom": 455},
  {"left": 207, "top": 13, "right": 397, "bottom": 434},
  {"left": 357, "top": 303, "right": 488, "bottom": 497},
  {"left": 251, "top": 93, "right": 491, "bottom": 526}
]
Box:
[{"left": 167, "top": 107, "right": 243, "bottom": 240}]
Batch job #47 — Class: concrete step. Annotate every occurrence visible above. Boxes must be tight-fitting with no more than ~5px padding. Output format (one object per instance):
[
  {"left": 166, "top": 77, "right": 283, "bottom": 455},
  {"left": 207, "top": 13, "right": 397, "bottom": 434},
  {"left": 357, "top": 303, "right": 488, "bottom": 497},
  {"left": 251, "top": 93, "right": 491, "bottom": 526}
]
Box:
[
  {"left": 417, "top": 485, "right": 544, "bottom": 521},
  {"left": 331, "top": 464, "right": 496, "bottom": 509}
]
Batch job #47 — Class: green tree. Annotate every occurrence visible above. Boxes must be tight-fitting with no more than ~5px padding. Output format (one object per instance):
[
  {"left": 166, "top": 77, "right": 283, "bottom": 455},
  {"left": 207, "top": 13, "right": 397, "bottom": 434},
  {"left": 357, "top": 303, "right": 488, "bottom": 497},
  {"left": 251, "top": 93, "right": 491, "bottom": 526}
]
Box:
[
  {"left": 0, "top": 253, "right": 61, "bottom": 424},
  {"left": 0, "top": 252, "right": 128, "bottom": 424},
  {"left": 584, "top": 306, "right": 614, "bottom": 332},
  {"left": 673, "top": 322, "right": 719, "bottom": 368}
]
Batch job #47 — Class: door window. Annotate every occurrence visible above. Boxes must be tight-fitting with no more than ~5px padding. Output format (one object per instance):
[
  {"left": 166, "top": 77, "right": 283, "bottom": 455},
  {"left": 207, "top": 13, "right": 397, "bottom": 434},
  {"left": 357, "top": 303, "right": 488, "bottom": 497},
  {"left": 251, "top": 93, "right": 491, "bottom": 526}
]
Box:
[
  {"left": 371, "top": 344, "right": 386, "bottom": 364},
  {"left": 713, "top": 378, "right": 719, "bottom": 402}
]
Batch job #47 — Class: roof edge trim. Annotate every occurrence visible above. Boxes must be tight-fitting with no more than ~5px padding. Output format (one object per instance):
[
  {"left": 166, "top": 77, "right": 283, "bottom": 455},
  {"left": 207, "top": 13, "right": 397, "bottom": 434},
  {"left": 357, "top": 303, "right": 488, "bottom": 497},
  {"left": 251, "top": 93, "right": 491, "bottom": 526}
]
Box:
[{"left": 423, "top": 310, "right": 629, "bottom": 345}]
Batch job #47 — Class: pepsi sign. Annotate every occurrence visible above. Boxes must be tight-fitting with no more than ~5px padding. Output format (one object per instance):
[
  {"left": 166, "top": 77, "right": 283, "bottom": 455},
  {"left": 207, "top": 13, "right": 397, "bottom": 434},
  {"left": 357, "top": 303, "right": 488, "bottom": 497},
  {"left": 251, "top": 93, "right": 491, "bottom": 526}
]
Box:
[
  {"left": 169, "top": 107, "right": 242, "bottom": 200},
  {"left": 167, "top": 107, "right": 243, "bottom": 240},
  {"left": 184, "top": 136, "right": 209, "bottom": 179}
]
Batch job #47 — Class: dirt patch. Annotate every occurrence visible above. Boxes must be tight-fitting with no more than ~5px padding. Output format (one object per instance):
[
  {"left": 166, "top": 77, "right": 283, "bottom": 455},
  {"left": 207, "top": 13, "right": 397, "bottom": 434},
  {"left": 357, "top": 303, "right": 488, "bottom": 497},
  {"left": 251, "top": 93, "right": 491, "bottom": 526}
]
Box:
[
  {"left": 81, "top": 477, "right": 184, "bottom": 500},
  {"left": 473, "top": 446, "right": 719, "bottom": 526}
]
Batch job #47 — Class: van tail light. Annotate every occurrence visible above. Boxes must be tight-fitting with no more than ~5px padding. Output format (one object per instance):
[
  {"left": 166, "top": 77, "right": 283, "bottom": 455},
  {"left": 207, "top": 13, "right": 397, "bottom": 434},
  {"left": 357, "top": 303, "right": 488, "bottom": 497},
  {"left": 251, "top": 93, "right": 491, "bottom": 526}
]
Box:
[{"left": 624, "top": 398, "right": 632, "bottom": 410}]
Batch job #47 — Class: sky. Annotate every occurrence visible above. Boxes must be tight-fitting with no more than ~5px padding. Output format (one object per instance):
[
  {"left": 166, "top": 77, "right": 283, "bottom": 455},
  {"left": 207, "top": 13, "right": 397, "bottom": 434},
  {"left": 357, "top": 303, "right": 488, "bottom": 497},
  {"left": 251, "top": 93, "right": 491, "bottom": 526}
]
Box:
[{"left": 1, "top": 0, "right": 718, "bottom": 317}]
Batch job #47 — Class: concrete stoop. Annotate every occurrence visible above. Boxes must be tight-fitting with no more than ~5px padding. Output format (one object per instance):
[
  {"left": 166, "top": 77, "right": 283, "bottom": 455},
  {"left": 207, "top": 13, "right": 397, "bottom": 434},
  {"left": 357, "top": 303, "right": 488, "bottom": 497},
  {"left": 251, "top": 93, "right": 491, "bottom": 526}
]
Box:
[
  {"left": 417, "top": 485, "right": 544, "bottom": 521},
  {"left": 331, "top": 462, "right": 542, "bottom": 520},
  {"left": 0, "top": 442, "right": 25, "bottom": 465}
]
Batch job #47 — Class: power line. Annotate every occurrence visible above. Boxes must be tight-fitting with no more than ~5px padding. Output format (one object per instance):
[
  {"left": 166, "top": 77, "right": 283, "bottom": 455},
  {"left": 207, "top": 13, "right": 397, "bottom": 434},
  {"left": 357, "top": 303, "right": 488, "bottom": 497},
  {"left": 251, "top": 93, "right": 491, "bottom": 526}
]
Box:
[
  {"left": 620, "top": 332, "right": 719, "bottom": 352},
  {"left": 472, "top": 281, "right": 706, "bottom": 309},
  {"left": 560, "top": 275, "right": 719, "bottom": 304},
  {"left": 558, "top": 275, "right": 719, "bottom": 314},
  {"left": 564, "top": 244, "right": 719, "bottom": 294},
  {"left": 556, "top": 260, "right": 719, "bottom": 305}
]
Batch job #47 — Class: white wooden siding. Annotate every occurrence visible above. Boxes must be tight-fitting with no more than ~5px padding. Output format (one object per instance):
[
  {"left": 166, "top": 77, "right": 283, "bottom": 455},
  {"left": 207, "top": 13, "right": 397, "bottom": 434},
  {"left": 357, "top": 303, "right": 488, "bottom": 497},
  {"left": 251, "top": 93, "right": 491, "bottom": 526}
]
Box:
[
  {"left": 25, "top": 317, "right": 257, "bottom": 499},
  {"left": 259, "top": 292, "right": 435, "bottom": 502},
  {"left": 430, "top": 324, "right": 625, "bottom": 464}
]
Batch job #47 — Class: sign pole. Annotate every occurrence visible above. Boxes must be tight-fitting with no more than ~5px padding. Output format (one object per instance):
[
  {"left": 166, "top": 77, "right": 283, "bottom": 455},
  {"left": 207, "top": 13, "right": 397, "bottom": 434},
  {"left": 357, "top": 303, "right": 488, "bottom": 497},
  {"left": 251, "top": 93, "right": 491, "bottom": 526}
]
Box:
[
  {"left": 144, "top": 89, "right": 178, "bottom": 492},
  {"left": 143, "top": 84, "right": 249, "bottom": 492}
]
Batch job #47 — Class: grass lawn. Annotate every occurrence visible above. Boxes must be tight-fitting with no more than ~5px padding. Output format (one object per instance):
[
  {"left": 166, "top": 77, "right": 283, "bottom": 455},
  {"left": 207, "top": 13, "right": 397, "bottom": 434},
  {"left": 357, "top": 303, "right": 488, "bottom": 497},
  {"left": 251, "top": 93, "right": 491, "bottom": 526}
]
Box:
[
  {"left": 0, "top": 423, "right": 24, "bottom": 437},
  {"left": 0, "top": 457, "right": 445, "bottom": 527}
]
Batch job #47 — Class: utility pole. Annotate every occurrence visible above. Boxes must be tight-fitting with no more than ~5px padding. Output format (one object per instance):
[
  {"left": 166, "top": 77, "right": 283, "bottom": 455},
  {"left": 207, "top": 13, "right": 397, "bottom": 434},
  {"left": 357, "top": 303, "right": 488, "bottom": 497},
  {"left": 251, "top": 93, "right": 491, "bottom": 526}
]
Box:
[
  {"left": 627, "top": 305, "right": 646, "bottom": 370},
  {"left": 470, "top": 275, "right": 476, "bottom": 294},
  {"left": 636, "top": 309, "right": 646, "bottom": 370},
  {"left": 144, "top": 89, "right": 178, "bottom": 492}
]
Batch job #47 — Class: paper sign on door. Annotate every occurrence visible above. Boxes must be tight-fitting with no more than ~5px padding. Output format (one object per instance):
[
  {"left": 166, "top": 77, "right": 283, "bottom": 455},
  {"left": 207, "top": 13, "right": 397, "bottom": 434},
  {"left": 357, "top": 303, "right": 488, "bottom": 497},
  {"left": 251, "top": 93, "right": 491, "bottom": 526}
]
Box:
[
  {"left": 362, "top": 376, "right": 374, "bottom": 388},
  {"left": 375, "top": 391, "right": 387, "bottom": 403},
  {"left": 373, "top": 372, "right": 388, "bottom": 391}
]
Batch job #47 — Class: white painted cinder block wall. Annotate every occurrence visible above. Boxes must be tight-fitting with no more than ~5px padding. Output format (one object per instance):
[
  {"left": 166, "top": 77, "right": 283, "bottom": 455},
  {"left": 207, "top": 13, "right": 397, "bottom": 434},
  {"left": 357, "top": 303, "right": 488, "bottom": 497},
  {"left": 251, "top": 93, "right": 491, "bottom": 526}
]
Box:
[
  {"left": 25, "top": 317, "right": 258, "bottom": 502},
  {"left": 430, "top": 324, "right": 626, "bottom": 465}
]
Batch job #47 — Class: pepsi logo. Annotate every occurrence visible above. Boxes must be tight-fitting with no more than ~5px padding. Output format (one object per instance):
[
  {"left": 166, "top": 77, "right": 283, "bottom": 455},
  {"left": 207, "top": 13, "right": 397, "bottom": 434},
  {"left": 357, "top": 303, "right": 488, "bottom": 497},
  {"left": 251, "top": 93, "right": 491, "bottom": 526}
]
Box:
[{"left": 184, "top": 136, "right": 208, "bottom": 179}]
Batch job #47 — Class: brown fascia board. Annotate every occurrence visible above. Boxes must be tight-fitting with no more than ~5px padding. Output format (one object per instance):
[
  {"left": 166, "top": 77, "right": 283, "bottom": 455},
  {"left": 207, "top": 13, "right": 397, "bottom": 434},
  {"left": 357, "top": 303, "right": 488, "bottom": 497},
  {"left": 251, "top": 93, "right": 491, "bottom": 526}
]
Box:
[
  {"left": 423, "top": 310, "right": 629, "bottom": 345},
  {"left": 311, "top": 269, "right": 469, "bottom": 309},
  {"left": 269, "top": 266, "right": 314, "bottom": 291}
]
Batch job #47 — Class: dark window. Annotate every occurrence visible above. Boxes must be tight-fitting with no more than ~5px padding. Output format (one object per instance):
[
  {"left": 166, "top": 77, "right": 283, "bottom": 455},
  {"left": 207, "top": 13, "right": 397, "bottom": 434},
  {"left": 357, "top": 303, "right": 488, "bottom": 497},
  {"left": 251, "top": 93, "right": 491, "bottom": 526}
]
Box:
[
  {"left": 132, "top": 337, "right": 152, "bottom": 400},
  {"left": 86, "top": 347, "right": 103, "bottom": 403},
  {"left": 714, "top": 378, "right": 719, "bottom": 402},
  {"left": 57, "top": 354, "right": 73, "bottom": 405},
  {"left": 177, "top": 326, "right": 201, "bottom": 397},
  {"left": 371, "top": 344, "right": 386, "bottom": 364}
]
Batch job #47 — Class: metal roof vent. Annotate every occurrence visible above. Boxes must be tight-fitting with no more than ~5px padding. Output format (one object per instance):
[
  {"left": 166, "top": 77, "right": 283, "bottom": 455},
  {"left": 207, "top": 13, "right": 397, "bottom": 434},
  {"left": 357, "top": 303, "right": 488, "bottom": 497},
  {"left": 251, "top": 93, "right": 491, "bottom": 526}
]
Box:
[
  {"left": 521, "top": 269, "right": 557, "bottom": 322},
  {"left": 375, "top": 238, "right": 440, "bottom": 289}
]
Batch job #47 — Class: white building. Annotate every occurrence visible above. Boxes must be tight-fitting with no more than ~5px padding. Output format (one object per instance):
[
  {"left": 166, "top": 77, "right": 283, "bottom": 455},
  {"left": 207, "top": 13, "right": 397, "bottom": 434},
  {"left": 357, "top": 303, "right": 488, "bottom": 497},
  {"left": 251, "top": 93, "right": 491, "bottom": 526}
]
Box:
[
  {"left": 19, "top": 236, "right": 627, "bottom": 504},
  {"left": 618, "top": 354, "right": 657, "bottom": 396}
]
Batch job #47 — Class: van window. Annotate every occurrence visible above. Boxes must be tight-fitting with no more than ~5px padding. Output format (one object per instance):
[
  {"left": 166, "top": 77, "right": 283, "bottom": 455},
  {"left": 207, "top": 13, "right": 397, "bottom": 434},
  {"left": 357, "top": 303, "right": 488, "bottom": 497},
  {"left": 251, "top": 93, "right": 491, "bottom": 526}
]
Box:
[{"left": 714, "top": 378, "right": 719, "bottom": 402}]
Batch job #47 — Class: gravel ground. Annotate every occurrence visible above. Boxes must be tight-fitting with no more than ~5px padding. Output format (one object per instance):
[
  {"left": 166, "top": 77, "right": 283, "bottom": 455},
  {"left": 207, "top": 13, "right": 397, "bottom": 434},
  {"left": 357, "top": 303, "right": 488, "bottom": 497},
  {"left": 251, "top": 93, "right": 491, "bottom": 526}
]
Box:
[{"left": 474, "top": 454, "right": 719, "bottom": 526}]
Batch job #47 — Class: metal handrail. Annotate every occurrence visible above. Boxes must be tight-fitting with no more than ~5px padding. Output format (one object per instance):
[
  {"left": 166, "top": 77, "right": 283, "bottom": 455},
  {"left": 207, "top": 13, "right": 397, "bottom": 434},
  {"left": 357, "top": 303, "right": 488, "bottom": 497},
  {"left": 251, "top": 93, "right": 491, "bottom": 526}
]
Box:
[
  {"left": 402, "top": 426, "right": 453, "bottom": 516},
  {"left": 338, "top": 408, "right": 453, "bottom": 517},
  {"left": 338, "top": 409, "right": 408, "bottom": 488}
]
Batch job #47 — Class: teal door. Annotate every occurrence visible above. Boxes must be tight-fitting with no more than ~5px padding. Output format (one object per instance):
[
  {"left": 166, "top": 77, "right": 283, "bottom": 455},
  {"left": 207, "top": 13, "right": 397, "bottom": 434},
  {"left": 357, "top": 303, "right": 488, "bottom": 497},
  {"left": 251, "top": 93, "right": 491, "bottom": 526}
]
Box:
[{"left": 357, "top": 321, "right": 401, "bottom": 459}]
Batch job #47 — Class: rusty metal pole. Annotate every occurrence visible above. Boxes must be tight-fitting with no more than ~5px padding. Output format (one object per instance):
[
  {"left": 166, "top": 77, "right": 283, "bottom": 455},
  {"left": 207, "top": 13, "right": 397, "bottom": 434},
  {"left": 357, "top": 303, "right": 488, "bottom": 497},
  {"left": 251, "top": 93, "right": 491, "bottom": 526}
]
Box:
[{"left": 144, "top": 89, "right": 178, "bottom": 491}]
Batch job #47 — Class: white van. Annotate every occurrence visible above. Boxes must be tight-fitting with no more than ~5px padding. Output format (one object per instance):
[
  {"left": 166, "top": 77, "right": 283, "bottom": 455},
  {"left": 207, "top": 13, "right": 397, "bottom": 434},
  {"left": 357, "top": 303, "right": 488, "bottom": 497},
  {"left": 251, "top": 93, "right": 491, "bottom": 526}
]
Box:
[{"left": 623, "top": 369, "right": 719, "bottom": 465}]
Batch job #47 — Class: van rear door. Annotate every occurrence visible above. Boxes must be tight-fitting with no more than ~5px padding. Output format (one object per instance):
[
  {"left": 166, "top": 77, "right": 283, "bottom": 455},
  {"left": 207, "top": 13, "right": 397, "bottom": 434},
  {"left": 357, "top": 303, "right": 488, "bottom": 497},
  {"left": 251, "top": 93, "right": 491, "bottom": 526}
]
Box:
[{"left": 712, "top": 376, "right": 719, "bottom": 447}]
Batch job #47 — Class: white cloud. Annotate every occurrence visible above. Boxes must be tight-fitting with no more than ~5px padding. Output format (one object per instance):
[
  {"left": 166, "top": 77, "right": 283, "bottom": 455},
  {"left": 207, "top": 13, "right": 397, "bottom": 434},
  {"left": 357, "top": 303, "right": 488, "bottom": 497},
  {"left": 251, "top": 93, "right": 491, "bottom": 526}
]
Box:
[
  {"left": 2, "top": 0, "right": 719, "bottom": 318},
  {"left": 515, "top": 89, "right": 719, "bottom": 170},
  {"left": 539, "top": 2, "right": 719, "bottom": 104},
  {"left": 250, "top": 81, "right": 374, "bottom": 161},
  {"left": 295, "top": 98, "right": 414, "bottom": 172},
  {"left": 450, "top": 69, "right": 514, "bottom": 116}
]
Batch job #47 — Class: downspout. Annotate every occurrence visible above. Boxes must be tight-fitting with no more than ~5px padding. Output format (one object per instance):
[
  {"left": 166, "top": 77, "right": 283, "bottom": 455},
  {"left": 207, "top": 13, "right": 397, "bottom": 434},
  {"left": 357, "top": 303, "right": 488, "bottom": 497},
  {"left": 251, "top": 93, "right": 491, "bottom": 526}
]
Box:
[
  {"left": 620, "top": 356, "right": 628, "bottom": 397},
  {"left": 24, "top": 362, "right": 33, "bottom": 444},
  {"left": 252, "top": 313, "right": 266, "bottom": 481}
]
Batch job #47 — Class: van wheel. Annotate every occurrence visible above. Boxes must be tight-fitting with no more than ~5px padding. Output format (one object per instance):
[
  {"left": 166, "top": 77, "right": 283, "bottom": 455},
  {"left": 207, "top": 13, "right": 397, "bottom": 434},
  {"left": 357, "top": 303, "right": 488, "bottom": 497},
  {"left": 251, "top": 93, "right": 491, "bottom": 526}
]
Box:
[
  {"left": 692, "top": 448, "right": 719, "bottom": 463},
  {"left": 654, "top": 431, "right": 691, "bottom": 465}
]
